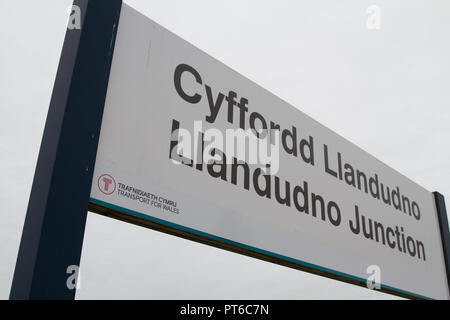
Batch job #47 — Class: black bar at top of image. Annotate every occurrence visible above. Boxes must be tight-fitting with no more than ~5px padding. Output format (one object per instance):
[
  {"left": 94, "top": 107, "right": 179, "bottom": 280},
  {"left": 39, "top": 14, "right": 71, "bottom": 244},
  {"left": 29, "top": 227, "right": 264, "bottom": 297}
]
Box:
[
  {"left": 433, "top": 192, "right": 450, "bottom": 295},
  {"left": 9, "top": 0, "right": 122, "bottom": 300}
]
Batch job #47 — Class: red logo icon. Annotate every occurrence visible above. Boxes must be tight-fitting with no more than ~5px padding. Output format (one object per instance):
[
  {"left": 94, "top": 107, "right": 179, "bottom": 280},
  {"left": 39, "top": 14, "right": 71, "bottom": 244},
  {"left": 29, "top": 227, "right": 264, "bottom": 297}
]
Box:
[{"left": 98, "top": 174, "right": 116, "bottom": 195}]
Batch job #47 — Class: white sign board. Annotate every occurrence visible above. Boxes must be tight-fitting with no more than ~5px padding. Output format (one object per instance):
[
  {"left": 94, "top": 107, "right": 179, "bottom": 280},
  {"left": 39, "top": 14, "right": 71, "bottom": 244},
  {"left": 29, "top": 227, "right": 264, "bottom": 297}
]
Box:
[{"left": 90, "top": 3, "right": 449, "bottom": 299}]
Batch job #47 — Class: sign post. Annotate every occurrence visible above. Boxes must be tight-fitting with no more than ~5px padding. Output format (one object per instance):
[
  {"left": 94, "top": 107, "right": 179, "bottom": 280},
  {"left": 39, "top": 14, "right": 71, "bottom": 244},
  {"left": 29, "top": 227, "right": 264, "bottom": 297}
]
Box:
[
  {"left": 9, "top": 0, "right": 450, "bottom": 300},
  {"left": 87, "top": 3, "right": 450, "bottom": 299},
  {"left": 9, "top": 0, "right": 122, "bottom": 299}
]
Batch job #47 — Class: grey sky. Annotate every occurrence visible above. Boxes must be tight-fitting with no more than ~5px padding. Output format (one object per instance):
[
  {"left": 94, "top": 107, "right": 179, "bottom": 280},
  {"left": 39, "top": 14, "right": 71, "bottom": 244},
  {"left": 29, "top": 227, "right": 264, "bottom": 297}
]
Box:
[{"left": 1, "top": 0, "right": 449, "bottom": 299}]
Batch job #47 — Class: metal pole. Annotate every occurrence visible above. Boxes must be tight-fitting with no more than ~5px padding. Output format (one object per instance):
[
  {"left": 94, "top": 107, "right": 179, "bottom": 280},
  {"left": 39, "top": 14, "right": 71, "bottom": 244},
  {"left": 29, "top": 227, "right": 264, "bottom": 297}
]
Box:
[
  {"left": 9, "top": 0, "right": 122, "bottom": 299},
  {"left": 433, "top": 192, "right": 450, "bottom": 296}
]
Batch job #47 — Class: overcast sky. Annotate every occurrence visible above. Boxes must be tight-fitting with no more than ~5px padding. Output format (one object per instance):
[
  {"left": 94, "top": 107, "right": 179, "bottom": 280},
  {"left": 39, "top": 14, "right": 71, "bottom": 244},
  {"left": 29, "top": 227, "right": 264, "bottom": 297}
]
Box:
[{"left": 1, "top": 0, "right": 449, "bottom": 299}]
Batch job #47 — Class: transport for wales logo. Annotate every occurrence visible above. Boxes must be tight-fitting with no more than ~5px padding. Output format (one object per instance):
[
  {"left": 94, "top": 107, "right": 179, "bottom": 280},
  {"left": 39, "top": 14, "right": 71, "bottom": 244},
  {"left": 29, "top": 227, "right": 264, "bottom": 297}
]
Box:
[{"left": 98, "top": 174, "right": 116, "bottom": 195}]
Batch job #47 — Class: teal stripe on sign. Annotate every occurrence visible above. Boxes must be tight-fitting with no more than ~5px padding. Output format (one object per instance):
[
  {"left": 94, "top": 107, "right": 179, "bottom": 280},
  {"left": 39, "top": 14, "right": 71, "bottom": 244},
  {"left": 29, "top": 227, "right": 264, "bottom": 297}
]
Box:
[{"left": 89, "top": 197, "right": 432, "bottom": 300}]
